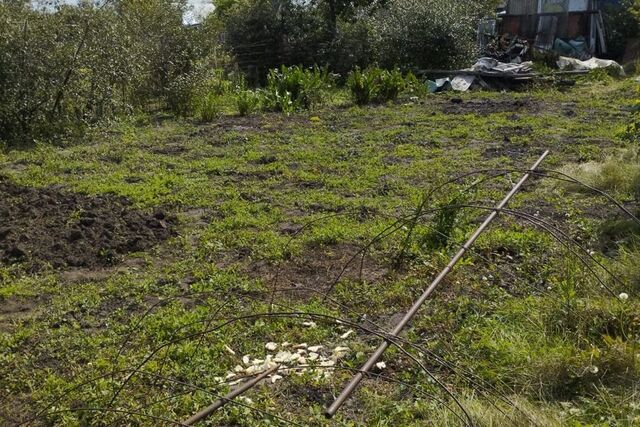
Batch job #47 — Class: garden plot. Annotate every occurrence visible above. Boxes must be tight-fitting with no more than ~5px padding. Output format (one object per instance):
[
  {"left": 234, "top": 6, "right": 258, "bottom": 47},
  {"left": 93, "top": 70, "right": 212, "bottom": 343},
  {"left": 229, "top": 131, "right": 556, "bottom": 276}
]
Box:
[
  {"left": 0, "top": 178, "right": 176, "bottom": 271},
  {"left": 0, "top": 79, "right": 638, "bottom": 426}
]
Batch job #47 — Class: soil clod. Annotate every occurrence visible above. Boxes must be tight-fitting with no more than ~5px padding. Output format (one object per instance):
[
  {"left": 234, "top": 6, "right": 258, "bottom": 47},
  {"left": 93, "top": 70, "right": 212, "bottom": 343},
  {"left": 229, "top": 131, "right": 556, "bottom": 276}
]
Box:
[{"left": 0, "top": 178, "right": 176, "bottom": 270}]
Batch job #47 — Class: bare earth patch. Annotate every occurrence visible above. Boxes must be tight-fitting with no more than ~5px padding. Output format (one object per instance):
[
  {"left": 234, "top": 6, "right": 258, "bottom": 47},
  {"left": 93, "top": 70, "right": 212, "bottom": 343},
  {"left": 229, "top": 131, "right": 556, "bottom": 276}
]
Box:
[
  {"left": 0, "top": 178, "right": 177, "bottom": 271},
  {"left": 246, "top": 243, "right": 390, "bottom": 299},
  {"left": 438, "top": 97, "right": 542, "bottom": 115}
]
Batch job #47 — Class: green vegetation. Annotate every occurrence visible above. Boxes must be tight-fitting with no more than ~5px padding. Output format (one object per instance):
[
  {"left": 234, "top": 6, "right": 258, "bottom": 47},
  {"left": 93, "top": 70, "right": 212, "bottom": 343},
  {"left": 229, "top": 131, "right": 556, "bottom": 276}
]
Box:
[
  {"left": 0, "top": 0, "right": 225, "bottom": 147},
  {"left": 1, "top": 75, "right": 639, "bottom": 425},
  {"left": 235, "top": 89, "right": 262, "bottom": 116},
  {"left": 1, "top": 1, "right": 639, "bottom": 425},
  {"left": 265, "top": 66, "right": 332, "bottom": 112},
  {"left": 347, "top": 68, "right": 413, "bottom": 105},
  {"left": 0, "top": 0, "right": 508, "bottom": 147}
]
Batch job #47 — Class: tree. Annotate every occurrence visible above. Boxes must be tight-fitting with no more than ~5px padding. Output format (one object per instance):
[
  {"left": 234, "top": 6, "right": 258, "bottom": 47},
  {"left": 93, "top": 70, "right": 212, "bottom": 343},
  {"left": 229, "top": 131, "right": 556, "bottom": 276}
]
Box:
[{"left": 371, "top": 0, "right": 481, "bottom": 70}]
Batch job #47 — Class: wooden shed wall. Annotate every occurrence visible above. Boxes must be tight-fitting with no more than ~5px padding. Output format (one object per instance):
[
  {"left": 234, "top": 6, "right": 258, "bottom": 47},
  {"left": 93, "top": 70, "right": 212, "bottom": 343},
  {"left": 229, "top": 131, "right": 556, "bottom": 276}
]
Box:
[
  {"left": 506, "top": 0, "right": 592, "bottom": 14},
  {"left": 507, "top": 0, "right": 538, "bottom": 14}
]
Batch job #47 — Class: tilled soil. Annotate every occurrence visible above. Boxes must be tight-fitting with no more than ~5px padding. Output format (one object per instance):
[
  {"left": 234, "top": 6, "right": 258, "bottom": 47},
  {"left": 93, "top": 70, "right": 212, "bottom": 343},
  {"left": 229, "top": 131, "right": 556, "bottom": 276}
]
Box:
[{"left": 0, "top": 178, "right": 176, "bottom": 270}]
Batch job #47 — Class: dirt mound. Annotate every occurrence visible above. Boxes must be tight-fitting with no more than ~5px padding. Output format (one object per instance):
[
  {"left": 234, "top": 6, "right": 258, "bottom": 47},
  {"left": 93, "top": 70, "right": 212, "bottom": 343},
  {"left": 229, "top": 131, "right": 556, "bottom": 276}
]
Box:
[{"left": 0, "top": 178, "right": 176, "bottom": 270}]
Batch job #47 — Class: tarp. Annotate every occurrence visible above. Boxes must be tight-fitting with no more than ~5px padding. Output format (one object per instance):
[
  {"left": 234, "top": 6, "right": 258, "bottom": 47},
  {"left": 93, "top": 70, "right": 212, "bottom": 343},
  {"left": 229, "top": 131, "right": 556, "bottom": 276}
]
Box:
[
  {"left": 553, "top": 38, "right": 591, "bottom": 60},
  {"left": 557, "top": 56, "right": 625, "bottom": 75}
]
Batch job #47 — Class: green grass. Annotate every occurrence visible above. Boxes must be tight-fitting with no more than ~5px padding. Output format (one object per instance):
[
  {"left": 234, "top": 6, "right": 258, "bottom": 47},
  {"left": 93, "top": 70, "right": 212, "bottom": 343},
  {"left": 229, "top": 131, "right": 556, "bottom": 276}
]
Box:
[{"left": 1, "top": 77, "right": 639, "bottom": 425}]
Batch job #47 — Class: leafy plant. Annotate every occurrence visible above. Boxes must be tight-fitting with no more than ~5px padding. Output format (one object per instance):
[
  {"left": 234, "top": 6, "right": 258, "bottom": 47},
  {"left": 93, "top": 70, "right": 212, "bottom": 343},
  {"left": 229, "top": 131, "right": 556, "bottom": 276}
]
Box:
[
  {"left": 265, "top": 65, "right": 330, "bottom": 111},
  {"left": 347, "top": 67, "right": 413, "bottom": 105},
  {"left": 263, "top": 88, "right": 295, "bottom": 114},
  {"left": 195, "top": 92, "right": 222, "bottom": 122},
  {"left": 404, "top": 71, "right": 428, "bottom": 97},
  {"left": 378, "top": 69, "right": 407, "bottom": 102},
  {"left": 347, "top": 67, "right": 382, "bottom": 105},
  {"left": 235, "top": 89, "right": 261, "bottom": 116}
]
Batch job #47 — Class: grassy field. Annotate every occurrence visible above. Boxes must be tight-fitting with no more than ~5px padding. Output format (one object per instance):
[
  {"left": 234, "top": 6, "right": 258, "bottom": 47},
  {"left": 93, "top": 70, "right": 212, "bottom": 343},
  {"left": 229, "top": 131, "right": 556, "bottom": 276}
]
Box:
[{"left": 1, "top": 77, "right": 639, "bottom": 426}]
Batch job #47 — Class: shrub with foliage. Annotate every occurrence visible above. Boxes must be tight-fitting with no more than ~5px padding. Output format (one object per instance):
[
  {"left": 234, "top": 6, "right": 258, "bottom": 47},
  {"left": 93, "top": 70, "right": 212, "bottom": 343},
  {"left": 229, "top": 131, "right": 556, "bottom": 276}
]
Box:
[
  {"left": 0, "top": 0, "right": 225, "bottom": 147},
  {"left": 235, "top": 90, "right": 262, "bottom": 116},
  {"left": 602, "top": 0, "right": 640, "bottom": 60},
  {"left": 265, "top": 65, "right": 331, "bottom": 111},
  {"left": 216, "top": 0, "right": 329, "bottom": 82},
  {"left": 347, "top": 67, "right": 382, "bottom": 105},
  {"left": 370, "top": 0, "right": 480, "bottom": 70},
  {"left": 347, "top": 67, "right": 415, "bottom": 105},
  {"left": 213, "top": 0, "right": 490, "bottom": 81},
  {"left": 326, "top": 19, "right": 376, "bottom": 77},
  {"left": 562, "top": 149, "right": 640, "bottom": 200},
  {"left": 166, "top": 54, "right": 238, "bottom": 118}
]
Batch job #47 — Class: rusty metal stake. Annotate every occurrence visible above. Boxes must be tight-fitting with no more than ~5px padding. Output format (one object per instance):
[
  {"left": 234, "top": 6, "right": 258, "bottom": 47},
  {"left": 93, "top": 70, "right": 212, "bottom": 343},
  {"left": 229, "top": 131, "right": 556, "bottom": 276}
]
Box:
[
  {"left": 184, "top": 365, "right": 280, "bottom": 425},
  {"left": 325, "top": 151, "right": 550, "bottom": 418}
]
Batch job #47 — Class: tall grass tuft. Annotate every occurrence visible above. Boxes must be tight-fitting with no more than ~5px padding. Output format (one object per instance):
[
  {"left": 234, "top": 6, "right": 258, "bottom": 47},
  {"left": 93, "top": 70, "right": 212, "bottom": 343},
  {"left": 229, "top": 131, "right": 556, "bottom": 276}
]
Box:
[{"left": 561, "top": 149, "right": 640, "bottom": 199}]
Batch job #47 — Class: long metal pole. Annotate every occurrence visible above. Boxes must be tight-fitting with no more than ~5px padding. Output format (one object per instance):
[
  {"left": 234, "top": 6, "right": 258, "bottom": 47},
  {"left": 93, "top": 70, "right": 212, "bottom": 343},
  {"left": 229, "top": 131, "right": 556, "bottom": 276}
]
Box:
[
  {"left": 325, "top": 151, "right": 550, "bottom": 418},
  {"left": 184, "top": 365, "right": 280, "bottom": 425}
]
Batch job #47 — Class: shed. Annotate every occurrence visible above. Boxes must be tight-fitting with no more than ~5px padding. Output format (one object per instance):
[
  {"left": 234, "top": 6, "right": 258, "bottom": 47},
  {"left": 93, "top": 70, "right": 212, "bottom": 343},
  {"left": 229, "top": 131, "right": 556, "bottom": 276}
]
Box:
[{"left": 499, "top": 0, "right": 608, "bottom": 57}]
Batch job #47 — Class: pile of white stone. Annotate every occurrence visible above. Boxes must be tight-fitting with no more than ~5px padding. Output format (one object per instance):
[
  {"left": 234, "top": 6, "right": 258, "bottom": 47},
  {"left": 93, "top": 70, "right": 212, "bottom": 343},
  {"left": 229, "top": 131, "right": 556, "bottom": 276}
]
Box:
[{"left": 217, "top": 328, "right": 360, "bottom": 386}]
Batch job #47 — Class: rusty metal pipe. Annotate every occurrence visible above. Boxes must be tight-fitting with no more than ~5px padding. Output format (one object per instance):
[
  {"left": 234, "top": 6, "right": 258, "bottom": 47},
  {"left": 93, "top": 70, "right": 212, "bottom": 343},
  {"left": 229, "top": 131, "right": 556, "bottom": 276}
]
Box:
[
  {"left": 184, "top": 365, "right": 280, "bottom": 425},
  {"left": 325, "top": 151, "right": 550, "bottom": 418}
]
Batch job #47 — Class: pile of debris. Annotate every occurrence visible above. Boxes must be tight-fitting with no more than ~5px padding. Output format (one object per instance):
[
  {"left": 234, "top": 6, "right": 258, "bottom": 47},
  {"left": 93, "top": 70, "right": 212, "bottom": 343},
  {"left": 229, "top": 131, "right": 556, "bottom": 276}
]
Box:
[
  {"left": 425, "top": 0, "right": 626, "bottom": 92},
  {"left": 428, "top": 57, "right": 536, "bottom": 92},
  {"left": 425, "top": 53, "right": 623, "bottom": 93},
  {"left": 218, "top": 326, "right": 367, "bottom": 387}
]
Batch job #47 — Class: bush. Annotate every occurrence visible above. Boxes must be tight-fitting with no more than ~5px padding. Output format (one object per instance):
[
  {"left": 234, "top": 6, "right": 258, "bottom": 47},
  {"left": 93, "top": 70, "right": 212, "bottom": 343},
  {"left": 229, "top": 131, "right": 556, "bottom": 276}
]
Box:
[
  {"left": 0, "top": 1, "right": 227, "bottom": 147},
  {"left": 195, "top": 93, "right": 222, "bottom": 122},
  {"left": 217, "top": 0, "right": 329, "bottom": 82},
  {"left": 347, "top": 68, "right": 381, "bottom": 105},
  {"left": 166, "top": 53, "right": 238, "bottom": 117},
  {"left": 235, "top": 90, "right": 262, "bottom": 116},
  {"left": 265, "top": 65, "right": 331, "bottom": 111},
  {"left": 216, "top": 0, "right": 487, "bottom": 81},
  {"left": 326, "top": 19, "right": 376, "bottom": 77},
  {"left": 370, "top": 0, "right": 479, "bottom": 70},
  {"left": 347, "top": 67, "right": 414, "bottom": 105},
  {"left": 602, "top": 0, "right": 640, "bottom": 60}
]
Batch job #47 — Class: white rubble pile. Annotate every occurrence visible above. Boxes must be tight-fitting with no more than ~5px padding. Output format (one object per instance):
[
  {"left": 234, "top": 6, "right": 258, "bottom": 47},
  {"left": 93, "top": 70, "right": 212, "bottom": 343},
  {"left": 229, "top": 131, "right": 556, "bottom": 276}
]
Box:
[{"left": 217, "top": 334, "right": 355, "bottom": 386}]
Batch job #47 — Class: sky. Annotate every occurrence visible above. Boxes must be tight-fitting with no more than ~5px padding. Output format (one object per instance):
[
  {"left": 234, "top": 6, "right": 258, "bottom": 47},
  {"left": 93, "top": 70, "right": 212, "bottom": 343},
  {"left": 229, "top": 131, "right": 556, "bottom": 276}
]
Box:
[
  {"left": 31, "top": 0, "right": 215, "bottom": 24},
  {"left": 183, "top": 0, "right": 215, "bottom": 24}
]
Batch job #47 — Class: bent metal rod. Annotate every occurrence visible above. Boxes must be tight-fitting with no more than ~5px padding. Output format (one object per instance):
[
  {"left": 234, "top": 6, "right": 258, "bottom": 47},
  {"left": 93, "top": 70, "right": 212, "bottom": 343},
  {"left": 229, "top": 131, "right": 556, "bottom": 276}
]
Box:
[{"left": 325, "top": 150, "right": 550, "bottom": 418}]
